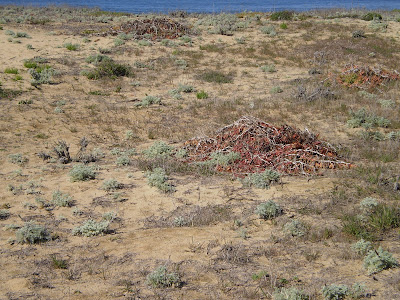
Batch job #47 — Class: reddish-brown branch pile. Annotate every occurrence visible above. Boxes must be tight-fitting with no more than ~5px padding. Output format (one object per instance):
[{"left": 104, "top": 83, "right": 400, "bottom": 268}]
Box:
[
  {"left": 108, "top": 18, "right": 191, "bottom": 40},
  {"left": 337, "top": 64, "right": 399, "bottom": 90},
  {"left": 183, "top": 116, "right": 352, "bottom": 175}
]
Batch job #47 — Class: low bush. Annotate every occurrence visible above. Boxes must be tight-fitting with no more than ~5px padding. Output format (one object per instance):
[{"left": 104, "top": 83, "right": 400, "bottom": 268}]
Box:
[
  {"left": 197, "top": 71, "right": 233, "bottom": 83},
  {"left": 273, "top": 287, "right": 309, "bottom": 300},
  {"left": 145, "top": 168, "right": 175, "bottom": 193},
  {"left": 85, "top": 54, "right": 111, "bottom": 65},
  {"left": 16, "top": 221, "right": 50, "bottom": 244},
  {"left": 64, "top": 42, "right": 79, "bottom": 51},
  {"left": 72, "top": 219, "right": 109, "bottom": 236},
  {"left": 8, "top": 153, "right": 28, "bottom": 165},
  {"left": 84, "top": 59, "right": 132, "bottom": 80},
  {"left": 363, "top": 247, "right": 399, "bottom": 274},
  {"left": 0, "top": 209, "right": 10, "bottom": 220},
  {"left": 270, "top": 11, "right": 293, "bottom": 21},
  {"left": 69, "top": 164, "right": 97, "bottom": 182},
  {"left": 143, "top": 141, "right": 173, "bottom": 159},
  {"left": 347, "top": 108, "right": 390, "bottom": 129},
  {"left": 284, "top": 220, "right": 307, "bottom": 237},
  {"left": 146, "top": 265, "right": 181, "bottom": 288},
  {"left": 241, "top": 169, "right": 280, "bottom": 189},
  {"left": 255, "top": 200, "right": 282, "bottom": 220},
  {"left": 102, "top": 179, "right": 122, "bottom": 191},
  {"left": 135, "top": 95, "right": 161, "bottom": 107},
  {"left": 351, "top": 239, "right": 373, "bottom": 256},
  {"left": 52, "top": 190, "right": 73, "bottom": 207},
  {"left": 362, "top": 12, "right": 382, "bottom": 21},
  {"left": 260, "top": 25, "right": 277, "bottom": 36},
  {"left": 196, "top": 90, "right": 209, "bottom": 99}
]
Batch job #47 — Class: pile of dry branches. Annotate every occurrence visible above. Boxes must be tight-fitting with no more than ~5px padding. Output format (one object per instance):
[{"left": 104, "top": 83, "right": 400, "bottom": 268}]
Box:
[
  {"left": 337, "top": 64, "right": 399, "bottom": 90},
  {"left": 183, "top": 116, "right": 352, "bottom": 175}
]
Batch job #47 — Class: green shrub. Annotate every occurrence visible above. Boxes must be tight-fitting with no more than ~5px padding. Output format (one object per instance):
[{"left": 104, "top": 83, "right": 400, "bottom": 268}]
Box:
[
  {"left": 116, "top": 155, "right": 131, "bottom": 166},
  {"left": 4, "top": 68, "right": 18, "bottom": 74},
  {"left": 197, "top": 71, "right": 233, "bottom": 83},
  {"left": 16, "top": 221, "right": 50, "bottom": 244},
  {"left": 351, "top": 239, "right": 373, "bottom": 256},
  {"left": 362, "top": 12, "right": 382, "bottom": 21},
  {"left": 196, "top": 90, "right": 208, "bottom": 99},
  {"left": 255, "top": 200, "right": 282, "bottom": 220},
  {"left": 242, "top": 169, "right": 280, "bottom": 189},
  {"left": 64, "top": 42, "right": 79, "bottom": 51},
  {"left": 72, "top": 219, "right": 109, "bottom": 237},
  {"left": 261, "top": 64, "right": 276, "bottom": 73},
  {"left": 260, "top": 25, "right": 277, "bottom": 36},
  {"left": 321, "top": 284, "right": 348, "bottom": 300},
  {"left": 273, "top": 287, "right": 309, "bottom": 300},
  {"left": 145, "top": 168, "right": 175, "bottom": 193},
  {"left": 8, "top": 153, "right": 28, "bottom": 165},
  {"left": 84, "top": 60, "right": 131, "bottom": 80},
  {"left": 363, "top": 247, "right": 399, "bottom": 274},
  {"left": 284, "top": 220, "right": 307, "bottom": 237},
  {"left": 146, "top": 266, "right": 181, "bottom": 288},
  {"left": 280, "top": 23, "right": 288, "bottom": 30},
  {"left": 52, "top": 190, "right": 73, "bottom": 207},
  {"left": 102, "top": 179, "right": 122, "bottom": 191},
  {"left": 270, "top": 11, "right": 293, "bottom": 21},
  {"left": 143, "top": 141, "right": 173, "bottom": 159},
  {"left": 29, "top": 67, "right": 55, "bottom": 86},
  {"left": 135, "top": 95, "right": 161, "bottom": 107},
  {"left": 69, "top": 164, "right": 97, "bottom": 182},
  {"left": 85, "top": 54, "right": 111, "bottom": 65}
]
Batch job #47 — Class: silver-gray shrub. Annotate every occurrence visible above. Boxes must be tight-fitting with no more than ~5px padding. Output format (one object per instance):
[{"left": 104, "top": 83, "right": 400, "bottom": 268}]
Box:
[
  {"left": 363, "top": 246, "right": 399, "bottom": 275},
  {"left": 284, "top": 220, "right": 307, "bottom": 237},
  {"left": 351, "top": 239, "right": 373, "bottom": 256},
  {"left": 29, "top": 67, "right": 55, "bottom": 85},
  {"left": 242, "top": 169, "right": 280, "bottom": 189},
  {"left": 16, "top": 221, "right": 50, "bottom": 244},
  {"left": 72, "top": 219, "right": 109, "bottom": 237},
  {"left": 146, "top": 265, "right": 181, "bottom": 288},
  {"left": 135, "top": 95, "right": 161, "bottom": 107},
  {"left": 255, "top": 200, "right": 282, "bottom": 220},
  {"left": 360, "top": 197, "right": 378, "bottom": 213},
  {"left": 0, "top": 209, "right": 10, "bottom": 220},
  {"left": 8, "top": 153, "right": 28, "bottom": 165},
  {"left": 273, "top": 287, "right": 309, "bottom": 300},
  {"left": 102, "top": 179, "right": 122, "bottom": 191},
  {"left": 143, "top": 141, "right": 174, "bottom": 159},
  {"left": 321, "top": 284, "right": 348, "bottom": 300},
  {"left": 69, "top": 164, "right": 97, "bottom": 182},
  {"left": 52, "top": 190, "right": 73, "bottom": 207},
  {"left": 145, "top": 167, "right": 175, "bottom": 193}
]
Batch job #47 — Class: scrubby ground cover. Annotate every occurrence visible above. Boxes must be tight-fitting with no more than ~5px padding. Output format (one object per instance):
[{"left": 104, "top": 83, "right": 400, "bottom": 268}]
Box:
[{"left": 1, "top": 6, "right": 400, "bottom": 299}]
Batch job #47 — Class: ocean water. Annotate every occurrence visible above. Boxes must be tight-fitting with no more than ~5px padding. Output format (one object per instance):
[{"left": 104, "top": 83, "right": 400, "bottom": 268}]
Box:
[{"left": 0, "top": 0, "right": 398, "bottom": 13}]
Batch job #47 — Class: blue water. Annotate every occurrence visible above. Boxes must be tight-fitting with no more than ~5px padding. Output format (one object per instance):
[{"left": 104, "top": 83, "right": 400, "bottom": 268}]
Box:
[{"left": 0, "top": 0, "right": 399, "bottom": 13}]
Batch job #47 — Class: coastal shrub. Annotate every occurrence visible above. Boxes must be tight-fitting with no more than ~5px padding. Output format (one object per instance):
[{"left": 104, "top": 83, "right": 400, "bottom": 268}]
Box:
[
  {"left": 351, "top": 239, "right": 373, "bottom": 256},
  {"left": 143, "top": 141, "right": 173, "bottom": 159},
  {"left": 273, "top": 287, "right": 309, "bottom": 300},
  {"left": 29, "top": 67, "right": 55, "bottom": 86},
  {"left": 255, "top": 200, "right": 282, "bottom": 220},
  {"left": 197, "top": 71, "right": 233, "bottom": 83},
  {"left": 145, "top": 167, "right": 175, "bottom": 193},
  {"left": 261, "top": 25, "right": 277, "bottom": 36},
  {"left": 8, "top": 153, "right": 28, "bottom": 165},
  {"left": 363, "top": 247, "right": 399, "bottom": 274},
  {"left": 72, "top": 219, "right": 109, "bottom": 237},
  {"left": 84, "top": 60, "right": 131, "bottom": 80},
  {"left": 241, "top": 169, "right": 280, "bottom": 189},
  {"left": 102, "top": 179, "right": 122, "bottom": 191},
  {"left": 284, "top": 220, "right": 307, "bottom": 237},
  {"left": 69, "top": 164, "right": 97, "bottom": 182},
  {"left": 135, "top": 95, "right": 161, "bottom": 107},
  {"left": 347, "top": 108, "right": 390, "bottom": 128},
  {"left": 52, "top": 190, "right": 73, "bottom": 207},
  {"left": 16, "top": 221, "right": 50, "bottom": 244},
  {"left": 146, "top": 266, "right": 181, "bottom": 288},
  {"left": 321, "top": 284, "right": 349, "bottom": 300},
  {"left": 270, "top": 11, "right": 293, "bottom": 21}
]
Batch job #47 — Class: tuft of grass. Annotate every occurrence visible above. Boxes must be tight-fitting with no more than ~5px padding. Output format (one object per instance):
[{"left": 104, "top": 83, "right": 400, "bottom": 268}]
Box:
[
  {"left": 197, "top": 71, "right": 233, "bottom": 83},
  {"left": 69, "top": 164, "right": 97, "bottom": 182},
  {"left": 4, "top": 68, "right": 18, "bottom": 74},
  {"left": 196, "top": 90, "right": 208, "bottom": 99},
  {"left": 255, "top": 200, "right": 282, "bottom": 220},
  {"left": 146, "top": 266, "right": 181, "bottom": 288},
  {"left": 16, "top": 221, "right": 50, "bottom": 244},
  {"left": 51, "top": 255, "right": 68, "bottom": 269},
  {"left": 63, "top": 42, "right": 79, "bottom": 51}
]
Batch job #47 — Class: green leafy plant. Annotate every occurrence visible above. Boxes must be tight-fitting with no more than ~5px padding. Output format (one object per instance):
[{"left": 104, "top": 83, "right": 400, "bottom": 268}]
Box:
[
  {"left": 64, "top": 42, "right": 79, "bottom": 51},
  {"left": 72, "top": 219, "right": 109, "bottom": 236},
  {"left": 4, "top": 68, "right": 18, "bottom": 74},
  {"left": 363, "top": 247, "right": 399, "bottom": 274},
  {"left": 69, "top": 164, "right": 97, "bottom": 182},
  {"left": 146, "top": 265, "right": 181, "bottom": 288},
  {"left": 16, "top": 221, "right": 50, "bottom": 244},
  {"left": 255, "top": 200, "right": 282, "bottom": 220},
  {"left": 280, "top": 23, "right": 288, "bottom": 30}
]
